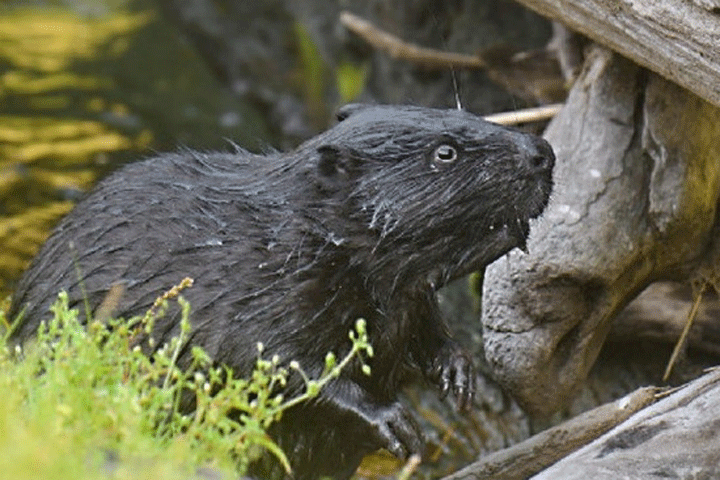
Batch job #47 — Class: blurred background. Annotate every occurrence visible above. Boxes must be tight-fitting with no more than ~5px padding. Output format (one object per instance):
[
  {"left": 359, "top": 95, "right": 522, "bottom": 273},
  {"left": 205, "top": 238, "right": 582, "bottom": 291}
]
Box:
[{"left": 0, "top": 0, "right": 554, "bottom": 299}]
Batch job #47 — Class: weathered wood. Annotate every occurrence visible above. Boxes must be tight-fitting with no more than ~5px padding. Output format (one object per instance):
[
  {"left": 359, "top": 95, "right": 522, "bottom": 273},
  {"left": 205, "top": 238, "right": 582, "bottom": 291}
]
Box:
[
  {"left": 609, "top": 281, "right": 720, "bottom": 357},
  {"left": 482, "top": 45, "right": 720, "bottom": 416},
  {"left": 512, "top": 0, "right": 720, "bottom": 107},
  {"left": 444, "top": 370, "right": 720, "bottom": 479},
  {"left": 440, "top": 387, "right": 658, "bottom": 480},
  {"left": 530, "top": 369, "right": 720, "bottom": 479}
]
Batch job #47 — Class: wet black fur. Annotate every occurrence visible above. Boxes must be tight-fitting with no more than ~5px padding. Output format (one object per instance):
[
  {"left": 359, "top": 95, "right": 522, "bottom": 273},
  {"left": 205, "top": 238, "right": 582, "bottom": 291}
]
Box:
[{"left": 9, "top": 104, "right": 554, "bottom": 480}]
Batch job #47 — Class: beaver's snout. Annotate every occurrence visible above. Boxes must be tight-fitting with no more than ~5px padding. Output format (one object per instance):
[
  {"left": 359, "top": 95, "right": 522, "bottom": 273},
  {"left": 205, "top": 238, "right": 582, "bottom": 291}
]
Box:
[
  {"left": 516, "top": 134, "right": 556, "bottom": 176},
  {"left": 528, "top": 137, "right": 555, "bottom": 173},
  {"left": 508, "top": 133, "right": 555, "bottom": 223}
]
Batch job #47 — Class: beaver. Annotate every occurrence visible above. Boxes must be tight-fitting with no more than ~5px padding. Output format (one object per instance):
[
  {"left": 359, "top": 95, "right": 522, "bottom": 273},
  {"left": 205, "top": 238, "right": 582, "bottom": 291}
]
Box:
[{"left": 8, "top": 104, "right": 554, "bottom": 479}]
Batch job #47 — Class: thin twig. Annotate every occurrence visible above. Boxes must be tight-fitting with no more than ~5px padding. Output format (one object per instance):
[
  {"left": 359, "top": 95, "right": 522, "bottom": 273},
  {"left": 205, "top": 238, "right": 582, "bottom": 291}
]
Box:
[
  {"left": 484, "top": 103, "right": 564, "bottom": 125},
  {"left": 663, "top": 282, "right": 707, "bottom": 382},
  {"left": 396, "top": 454, "right": 422, "bottom": 480},
  {"left": 340, "top": 11, "right": 485, "bottom": 70}
]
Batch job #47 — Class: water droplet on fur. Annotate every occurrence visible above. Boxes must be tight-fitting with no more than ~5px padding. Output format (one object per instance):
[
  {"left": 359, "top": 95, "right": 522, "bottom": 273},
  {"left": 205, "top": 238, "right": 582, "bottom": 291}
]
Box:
[{"left": 328, "top": 232, "right": 345, "bottom": 246}]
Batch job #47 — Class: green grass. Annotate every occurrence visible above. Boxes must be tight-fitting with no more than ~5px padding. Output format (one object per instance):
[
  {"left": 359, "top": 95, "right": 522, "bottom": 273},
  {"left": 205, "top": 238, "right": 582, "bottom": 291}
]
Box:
[{"left": 0, "top": 279, "right": 373, "bottom": 480}]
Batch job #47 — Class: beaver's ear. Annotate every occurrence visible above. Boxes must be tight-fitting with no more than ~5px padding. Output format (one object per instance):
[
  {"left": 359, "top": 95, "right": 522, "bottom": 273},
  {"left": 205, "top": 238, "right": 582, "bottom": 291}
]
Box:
[
  {"left": 317, "top": 145, "right": 359, "bottom": 186},
  {"left": 335, "top": 103, "right": 372, "bottom": 122}
]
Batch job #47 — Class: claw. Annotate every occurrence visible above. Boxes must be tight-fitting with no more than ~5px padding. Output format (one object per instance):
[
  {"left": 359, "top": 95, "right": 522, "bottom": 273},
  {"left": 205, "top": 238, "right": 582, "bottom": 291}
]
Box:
[
  {"left": 385, "top": 437, "right": 406, "bottom": 459},
  {"left": 456, "top": 387, "right": 466, "bottom": 411},
  {"left": 368, "top": 402, "right": 424, "bottom": 460},
  {"left": 427, "top": 341, "right": 476, "bottom": 411},
  {"left": 439, "top": 378, "right": 450, "bottom": 400}
]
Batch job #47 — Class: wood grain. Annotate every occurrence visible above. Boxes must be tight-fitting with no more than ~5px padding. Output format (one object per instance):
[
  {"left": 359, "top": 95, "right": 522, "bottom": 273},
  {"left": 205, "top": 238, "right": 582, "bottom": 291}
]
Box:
[{"left": 513, "top": 0, "right": 720, "bottom": 107}]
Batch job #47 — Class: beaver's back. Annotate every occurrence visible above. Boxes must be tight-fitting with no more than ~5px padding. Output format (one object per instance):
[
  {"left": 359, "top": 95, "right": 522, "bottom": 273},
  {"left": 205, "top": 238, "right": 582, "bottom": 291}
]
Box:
[{"left": 9, "top": 151, "right": 300, "bottom": 361}]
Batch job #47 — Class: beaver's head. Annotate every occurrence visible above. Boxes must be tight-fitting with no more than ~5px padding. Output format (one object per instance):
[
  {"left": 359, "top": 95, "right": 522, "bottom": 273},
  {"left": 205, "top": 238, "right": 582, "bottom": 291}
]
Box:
[{"left": 301, "top": 104, "right": 555, "bottom": 295}]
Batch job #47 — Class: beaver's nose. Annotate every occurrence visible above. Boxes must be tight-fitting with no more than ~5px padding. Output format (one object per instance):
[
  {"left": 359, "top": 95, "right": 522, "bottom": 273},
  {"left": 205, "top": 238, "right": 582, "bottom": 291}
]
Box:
[{"left": 520, "top": 135, "right": 555, "bottom": 174}]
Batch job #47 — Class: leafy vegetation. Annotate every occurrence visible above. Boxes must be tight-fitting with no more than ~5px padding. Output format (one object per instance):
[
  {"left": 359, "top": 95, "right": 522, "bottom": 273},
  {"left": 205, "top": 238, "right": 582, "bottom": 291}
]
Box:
[{"left": 0, "top": 279, "right": 373, "bottom": 479}]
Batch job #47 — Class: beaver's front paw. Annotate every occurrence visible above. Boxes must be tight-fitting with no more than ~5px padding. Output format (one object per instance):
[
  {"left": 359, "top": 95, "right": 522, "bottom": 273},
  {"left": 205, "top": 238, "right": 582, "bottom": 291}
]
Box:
[
  {"left": 363, "top": 402, "right": 424, "bottom": 459},
  {"left": 427, "top": 341, "right": 475, "bottom": 411}
]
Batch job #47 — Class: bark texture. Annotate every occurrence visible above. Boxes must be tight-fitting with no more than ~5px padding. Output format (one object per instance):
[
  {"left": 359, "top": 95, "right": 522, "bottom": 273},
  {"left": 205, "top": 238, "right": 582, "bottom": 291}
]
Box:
[
  {"left": 530, "top": 369, "right": 720, "bottom": 479},
  {"left": 513, "top": 0, "right": 720, "bottom": 107},
  {"left": 482, "top": 45, "right": 720, "bottom": 416}
]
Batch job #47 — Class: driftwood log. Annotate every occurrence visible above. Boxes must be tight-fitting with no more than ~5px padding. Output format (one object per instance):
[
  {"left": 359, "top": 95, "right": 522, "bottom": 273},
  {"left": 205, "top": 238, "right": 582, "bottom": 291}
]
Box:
[
  {"left": 512, "top": 0, "right": 720, "bottom": 108},
  {"left": 443, "top": 370, "right": 720, "bottom": 479},
  {"left": 441, "top": 386, "right": 659, "bottom": 480},
  {"left": 530, "top": 368, "right": 720, "bottom": 479},
  {"left": 482, "top": 45, "right": 720, "bottom": 416}
]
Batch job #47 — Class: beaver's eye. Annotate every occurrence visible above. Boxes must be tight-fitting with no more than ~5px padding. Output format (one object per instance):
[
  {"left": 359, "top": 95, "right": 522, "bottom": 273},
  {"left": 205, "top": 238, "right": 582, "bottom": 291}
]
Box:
[{"left": 433, "top": 144, "right": 457, "bottom": 165}]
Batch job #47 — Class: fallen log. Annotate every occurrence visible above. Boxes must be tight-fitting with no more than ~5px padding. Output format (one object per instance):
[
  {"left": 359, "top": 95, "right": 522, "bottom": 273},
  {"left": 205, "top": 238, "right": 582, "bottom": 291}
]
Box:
[
  {"left": 441, "top": 386, "right": 658, "bottom": 480},
  {"left": 512, "top": 0, "right": 720, "bottom": 107},
  {"left": 443, "top": 369, "right": 720, "bottom": 479},
  {"left": 530, "top": 368, "right": 720, "bottom": 479},
  {"left": 481, "top": 44, "right": 720, "bottom": 416}
]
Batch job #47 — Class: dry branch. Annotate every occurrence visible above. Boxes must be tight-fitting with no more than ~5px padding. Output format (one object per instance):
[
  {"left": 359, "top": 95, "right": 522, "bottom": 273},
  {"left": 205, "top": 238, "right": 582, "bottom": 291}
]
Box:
[
  {"left": 483, "top": 104, "right": 563, "bottom": 125},
  {"left": 339, "top": 11, "right": 485, "bottom": 70}
]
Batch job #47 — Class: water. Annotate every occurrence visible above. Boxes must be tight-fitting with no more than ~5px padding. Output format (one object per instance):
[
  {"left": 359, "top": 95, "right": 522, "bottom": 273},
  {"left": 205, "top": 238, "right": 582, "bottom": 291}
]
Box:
[{"left": 0, "top": 1, "right": 271, "bottom": 297}]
